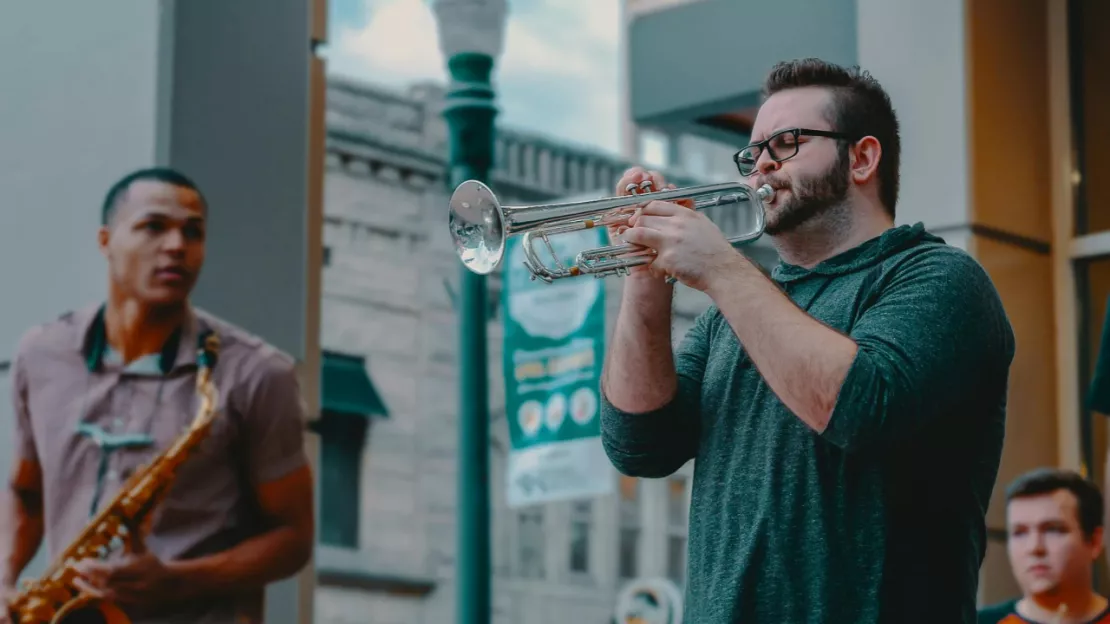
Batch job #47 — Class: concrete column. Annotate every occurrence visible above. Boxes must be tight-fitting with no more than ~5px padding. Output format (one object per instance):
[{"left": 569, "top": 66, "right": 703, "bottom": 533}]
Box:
[
  {"left": 0, "top": 2, "right": 324, "bottom": 623},
  {"left": 857, "top": 0, "right": 971, "bottom": 233}
]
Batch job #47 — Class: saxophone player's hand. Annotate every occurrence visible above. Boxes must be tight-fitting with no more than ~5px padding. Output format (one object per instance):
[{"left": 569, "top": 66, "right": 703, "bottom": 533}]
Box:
[
  {"left": 0, "top": 585, "right": 16, "bottom": 624},
  {"left": 70, "top": 552, "right": 181, "bottom": 611}
]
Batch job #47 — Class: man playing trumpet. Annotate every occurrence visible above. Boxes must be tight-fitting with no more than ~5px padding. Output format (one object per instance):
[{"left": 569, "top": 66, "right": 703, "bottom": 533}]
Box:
[{"left": 601, "top": 58, "right": 1016, "bottom": 623}]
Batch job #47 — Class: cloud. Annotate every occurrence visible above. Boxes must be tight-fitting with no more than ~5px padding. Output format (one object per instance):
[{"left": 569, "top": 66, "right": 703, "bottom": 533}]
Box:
[
  {"left": 325, "top": 0, "right": 446, "bottom": 86},
  {"left": 323, "top": 0, "right": 621, "bottom": 154}
]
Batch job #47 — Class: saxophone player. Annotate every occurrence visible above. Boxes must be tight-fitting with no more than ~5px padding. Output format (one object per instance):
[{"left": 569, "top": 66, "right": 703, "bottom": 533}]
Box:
[{"left": 0, "top": 168, "right": 315, "bottom": 623}]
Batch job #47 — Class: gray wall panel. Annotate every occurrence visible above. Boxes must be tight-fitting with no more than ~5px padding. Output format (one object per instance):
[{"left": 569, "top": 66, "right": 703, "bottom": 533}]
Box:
[
  {"left": 0, "top": 0, "right": 168, "bottom": 359},
  {"left": 168, "top": 0, "right": 315, "bottom": 359}
]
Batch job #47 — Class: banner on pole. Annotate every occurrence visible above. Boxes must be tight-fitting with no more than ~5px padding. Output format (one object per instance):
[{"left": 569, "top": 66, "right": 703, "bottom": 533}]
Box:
[{"left": 501, "top": 225, "right": 612, "bottom": 508}]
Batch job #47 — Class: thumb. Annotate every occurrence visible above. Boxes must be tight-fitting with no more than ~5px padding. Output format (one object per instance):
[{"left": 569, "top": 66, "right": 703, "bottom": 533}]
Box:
[{"left": 122, "top": 519, "right": 149, "bottom": 555}]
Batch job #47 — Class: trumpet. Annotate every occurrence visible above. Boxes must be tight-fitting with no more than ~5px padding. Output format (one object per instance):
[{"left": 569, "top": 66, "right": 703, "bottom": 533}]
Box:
[{"left": 447, "top": 179, "right": 775, "bottom": 282}]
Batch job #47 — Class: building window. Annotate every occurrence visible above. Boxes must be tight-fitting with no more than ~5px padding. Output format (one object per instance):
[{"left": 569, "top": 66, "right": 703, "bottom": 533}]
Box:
[
  {"left": 666, "top": 535, "right": 686, "bottom": 586},
  {"left": 1080, "top": 256, "right": 1110, "bottom": 477},
  {"left": 1069, "top": 0, "right": 1109, "bottom": 235},
  {"left": 683, "top": 148, "right": 708, "bottom": 179},
  {"left": 619, "top": 527, "right": 640, "bottom": 580},
  {"left": 517, "top": 506, "right": 546, "bottom": 579},
  {"left": 316, "top": 350, "right": 385, "bottom": 550},
  {"left": 568, "top": 500, "right": 592, "bottom": 575},
  {"left": 618, "top": 476, "right": 641, "bottom": 580},
  {"left": 666, "top": 475, "right": 689, "bottom": 587},
  {"left": 638, "top": 130, "right": 670, "bottom": 170},
  {"left": 316, "top": 410, "right": 368, "bottom": 548}
]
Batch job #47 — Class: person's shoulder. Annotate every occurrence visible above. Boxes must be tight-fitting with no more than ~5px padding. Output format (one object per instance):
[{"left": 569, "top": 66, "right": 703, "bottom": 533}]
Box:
[
  {"left": 886, "top": 237, "right": 1010, "bottom": 314},
  {"left": 887, "top": 237, "right": 992, "bottom": 282},
  {"left": 192, "top": 308, "right": 298, "bottom": 382},
  {"left": 914, "top": 237, "right": 1015, "bottom": 343},
  {"left": 976, "top": 598, "right": 1020, "bottom": 624},
  {"left": 12, "top": 302, "right": 99, "bottom": 365}
]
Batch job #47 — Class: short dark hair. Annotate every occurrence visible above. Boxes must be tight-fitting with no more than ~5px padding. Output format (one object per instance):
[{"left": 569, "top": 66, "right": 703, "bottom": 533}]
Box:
[
  {"left": 762, "top": 58, "right": 901, "bottom": 218},
  {"left": 101, "top": 167, "right": 206, "bottom": 225},
  {"left": 1006, "top": 467, "right": 1104, "bottom": 539}
]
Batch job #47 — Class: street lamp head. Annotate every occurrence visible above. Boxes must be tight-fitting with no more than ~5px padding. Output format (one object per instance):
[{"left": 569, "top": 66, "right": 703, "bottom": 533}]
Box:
[{"left": 430, "top": 0, "right": 509, "bottom": 60}]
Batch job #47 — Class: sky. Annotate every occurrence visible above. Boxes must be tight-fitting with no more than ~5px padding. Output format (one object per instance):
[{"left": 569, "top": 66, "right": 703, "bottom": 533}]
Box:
[{"left": 322, "top": 0, "right": 623, "bottom": 156}]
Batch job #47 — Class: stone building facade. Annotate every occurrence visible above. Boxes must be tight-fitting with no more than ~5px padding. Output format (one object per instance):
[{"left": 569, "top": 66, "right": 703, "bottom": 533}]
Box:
[{"left": 312, "top": 75, "right": 778, "bottom": 624}]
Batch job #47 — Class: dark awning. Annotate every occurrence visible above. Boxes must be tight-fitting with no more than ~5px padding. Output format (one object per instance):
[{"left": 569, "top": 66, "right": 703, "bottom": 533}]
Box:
[
  {"left": 628, "top": 0, "right": 857, "bottom": 138},
  {"left": 320, "top": 350, "right": 388, "bottom": 418}
]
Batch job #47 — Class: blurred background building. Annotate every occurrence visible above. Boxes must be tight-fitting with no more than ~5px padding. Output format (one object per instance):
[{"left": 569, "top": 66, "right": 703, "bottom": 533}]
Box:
[{"left": 314, "top": 75, "right": 778, "bottom": 623}]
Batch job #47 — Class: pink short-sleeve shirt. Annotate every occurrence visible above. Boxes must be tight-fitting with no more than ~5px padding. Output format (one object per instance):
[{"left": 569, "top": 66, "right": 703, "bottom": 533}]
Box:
[{"left": 9, "top": 302, "right": 309, "bottom": 624}]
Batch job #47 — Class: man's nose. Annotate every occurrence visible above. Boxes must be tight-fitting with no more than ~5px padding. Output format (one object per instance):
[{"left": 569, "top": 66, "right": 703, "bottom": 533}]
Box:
[
  {"left": 756, "top": 150, "right": 780, "bottom": 176},
  {"left": 161, "top": 228, "right": 187, "bottom": 252}
]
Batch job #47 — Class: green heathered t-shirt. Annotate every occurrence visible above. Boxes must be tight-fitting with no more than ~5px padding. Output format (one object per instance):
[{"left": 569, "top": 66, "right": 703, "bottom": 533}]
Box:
[{"left": 601, "top": 223, "right": 1016, "bottom": 624}]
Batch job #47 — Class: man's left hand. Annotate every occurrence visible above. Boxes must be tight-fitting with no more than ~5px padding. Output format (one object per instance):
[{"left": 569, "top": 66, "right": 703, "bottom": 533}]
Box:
[
  {"left": 70, "top": 552, "right": 182, "bottom": 610},
  {"left": 621, "top": 200, "right": 742, "bottom": 292}
]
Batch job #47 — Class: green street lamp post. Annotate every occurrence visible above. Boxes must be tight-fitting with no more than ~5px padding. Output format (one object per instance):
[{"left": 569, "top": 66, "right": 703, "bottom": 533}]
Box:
[{"left": 431, "top": 1, "right": 508, "bottom": 623}]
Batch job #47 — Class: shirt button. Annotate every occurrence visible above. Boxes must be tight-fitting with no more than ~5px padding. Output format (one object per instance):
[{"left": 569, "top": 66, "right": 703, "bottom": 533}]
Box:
[{"left": 107, "top": 470, "right": 119, "bottom": 480}]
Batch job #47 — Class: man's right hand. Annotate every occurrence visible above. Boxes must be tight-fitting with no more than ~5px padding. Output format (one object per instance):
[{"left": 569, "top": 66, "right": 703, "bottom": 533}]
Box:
[{"left": 610, "top": 167, "right": 687, "bottom": 285}]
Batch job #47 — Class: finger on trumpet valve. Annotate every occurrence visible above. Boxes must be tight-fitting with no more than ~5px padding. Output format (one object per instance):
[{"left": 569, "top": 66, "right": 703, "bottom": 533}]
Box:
[
  {"left": 638, "top": 179, "right": 653, "bottom": 193},
  {"left": 599, "top": 211, "right": 634, "bottom": 227}
]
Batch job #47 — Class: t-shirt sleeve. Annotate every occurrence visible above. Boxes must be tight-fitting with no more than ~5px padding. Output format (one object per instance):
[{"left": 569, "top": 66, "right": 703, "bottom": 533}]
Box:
[
  {"left": 1088, "top": 296, "right": 1110, "bottom": 414},
  {"left": 821, "top": 248, "right": 1016, "bottom": 451},
  {"left": 237, "top": 350, "right": 309, "bottom": 484},
  {"left": 9, "top": 330, "right": 40, "bottom": 465}
]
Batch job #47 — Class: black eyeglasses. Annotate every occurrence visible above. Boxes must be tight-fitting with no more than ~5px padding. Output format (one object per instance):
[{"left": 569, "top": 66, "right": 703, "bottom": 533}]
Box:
[{"left": 732, "top": 128, "right": 854, "bottom": 177}]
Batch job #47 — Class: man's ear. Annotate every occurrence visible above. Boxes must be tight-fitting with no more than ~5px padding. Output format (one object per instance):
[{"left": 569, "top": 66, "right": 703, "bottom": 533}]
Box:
[
  {"left": 1090, "top": 525, "right": 1105, "bottom": 560},
  {"left": 849, "top": 136, "right": 882, "bottom": 186},
  {"left": 97, "top": 226, "right": 110, "bottom": 259}
]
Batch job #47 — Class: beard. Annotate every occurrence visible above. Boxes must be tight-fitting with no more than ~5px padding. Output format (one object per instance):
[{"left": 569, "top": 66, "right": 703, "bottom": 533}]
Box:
[{"left": 763, "top": 150, "right": 851, "bottom": 236}]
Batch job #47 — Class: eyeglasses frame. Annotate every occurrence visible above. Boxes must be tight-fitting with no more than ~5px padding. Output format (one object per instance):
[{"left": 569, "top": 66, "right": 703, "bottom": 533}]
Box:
[{"left": 733, "top": 127, "right": 856, "bottom": 177}]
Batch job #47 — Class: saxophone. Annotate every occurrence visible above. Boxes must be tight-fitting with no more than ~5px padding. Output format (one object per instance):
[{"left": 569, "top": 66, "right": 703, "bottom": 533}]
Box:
[{"left": 8, "top": 332, "right": 222, "bottom": 624}]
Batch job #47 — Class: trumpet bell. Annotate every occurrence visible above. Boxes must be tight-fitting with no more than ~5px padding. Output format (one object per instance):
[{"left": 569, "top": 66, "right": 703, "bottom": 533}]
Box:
[{"left": 449, "top": 179, "right": 506, "bottom": 275}]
